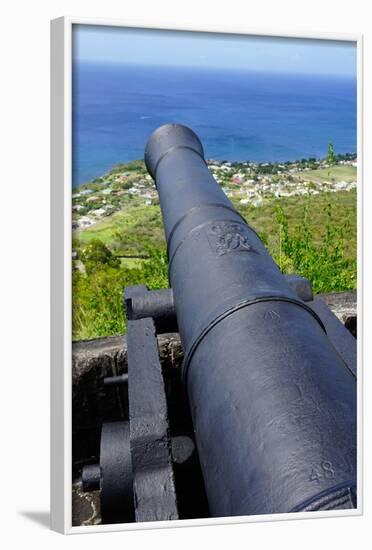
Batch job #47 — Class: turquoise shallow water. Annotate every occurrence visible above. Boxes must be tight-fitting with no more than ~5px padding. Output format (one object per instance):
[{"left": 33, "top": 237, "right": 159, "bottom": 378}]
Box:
[{"left": 72, "top": 62, "right": 356, "bottom": 187}]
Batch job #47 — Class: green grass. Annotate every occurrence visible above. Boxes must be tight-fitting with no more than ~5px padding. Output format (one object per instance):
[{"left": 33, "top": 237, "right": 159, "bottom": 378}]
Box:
[
  {"left": 72, "top": 249, "right": 168, "bottom": 340},
  {"left": 272, "top": 199, "right": 356, "bottom": 293},
  {"left": 119, "top": 257, "right": 148, "bottom": 269},
  {"left": 75, "top": 203, "right": 165, "bottom": 255},
  {"left": 235, "top": 189, "right": 356, "bottom": 260},
  {"left": 300, "top": 165, "right": 356, "bottom": 184}
]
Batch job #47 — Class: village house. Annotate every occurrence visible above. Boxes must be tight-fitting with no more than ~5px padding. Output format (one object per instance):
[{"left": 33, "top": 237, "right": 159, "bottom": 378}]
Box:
[
  {"left": 77, "top": 216, "right": 95, "bottom": 228},
  {"left": 91, "top": 208, "right": 106, "bottom": 217}
]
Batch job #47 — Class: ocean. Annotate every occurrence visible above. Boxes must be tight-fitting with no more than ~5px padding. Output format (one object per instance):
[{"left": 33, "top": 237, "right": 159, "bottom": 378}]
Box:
[{"left": 72, "top": 62, "right": 356, "bottom": 187}]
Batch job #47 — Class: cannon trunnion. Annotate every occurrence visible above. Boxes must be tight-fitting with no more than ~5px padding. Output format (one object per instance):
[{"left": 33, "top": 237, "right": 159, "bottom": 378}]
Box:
[{"left": 80, "top": 124, "right": 356, "bottom": 524}]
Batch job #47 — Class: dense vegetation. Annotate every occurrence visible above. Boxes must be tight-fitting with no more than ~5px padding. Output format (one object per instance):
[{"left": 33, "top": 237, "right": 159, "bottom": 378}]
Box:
[{"left": 72, "top": 188, "right": 356, "bottom": 341}]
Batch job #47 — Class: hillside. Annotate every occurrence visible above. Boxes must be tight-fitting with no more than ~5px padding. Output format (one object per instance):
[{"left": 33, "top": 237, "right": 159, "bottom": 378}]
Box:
[{"left": 72, "top": 155, "right": 357, "bottom": 341}]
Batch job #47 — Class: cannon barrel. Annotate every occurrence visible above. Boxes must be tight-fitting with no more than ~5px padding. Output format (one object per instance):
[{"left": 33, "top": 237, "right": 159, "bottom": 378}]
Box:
[{"left": 144, "top": 123, "right": 356, "bottom": 517}]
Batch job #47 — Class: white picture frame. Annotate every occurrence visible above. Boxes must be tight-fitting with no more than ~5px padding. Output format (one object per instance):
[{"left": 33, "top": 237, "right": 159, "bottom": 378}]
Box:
[{"left": 51, "top": 16, "right": 363, "bottom": 534}]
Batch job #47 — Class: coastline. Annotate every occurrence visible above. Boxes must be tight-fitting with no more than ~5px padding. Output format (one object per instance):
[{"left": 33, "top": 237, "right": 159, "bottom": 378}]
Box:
[{"left": 72, "top": 153, "right": 357, "bottom": 232}]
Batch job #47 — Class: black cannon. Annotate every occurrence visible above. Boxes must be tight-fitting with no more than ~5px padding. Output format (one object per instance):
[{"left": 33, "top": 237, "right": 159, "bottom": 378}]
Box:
[{"left": 80, "top": 124, "right": 356, "bottom": 524}]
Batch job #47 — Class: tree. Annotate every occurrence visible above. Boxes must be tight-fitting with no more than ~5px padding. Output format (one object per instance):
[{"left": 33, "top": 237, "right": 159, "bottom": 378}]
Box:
[{"left": 81, "top": 239, "right": 120, "bottom": 273}]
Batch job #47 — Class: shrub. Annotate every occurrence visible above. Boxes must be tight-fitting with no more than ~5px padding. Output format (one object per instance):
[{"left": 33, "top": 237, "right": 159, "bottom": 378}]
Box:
[
  {"left": 72, "top": 244, "right": 168, "bottom": 340},
  {"left": 81, "top": 239, "right": 120, "bottom": 273},
  {"left": 273, "top": 200, "right": 356, "bottom": 293}
]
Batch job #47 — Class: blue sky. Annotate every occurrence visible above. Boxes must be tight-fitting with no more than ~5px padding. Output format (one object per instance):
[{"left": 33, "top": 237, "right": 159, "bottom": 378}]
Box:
[{"left": 72, "top": 25, "right": 356, "bottom": 77}]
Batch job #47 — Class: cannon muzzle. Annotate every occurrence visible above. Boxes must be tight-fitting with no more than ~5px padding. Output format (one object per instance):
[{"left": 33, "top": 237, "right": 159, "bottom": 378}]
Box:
[{"left": 144, "top": 123, "right": 356, "bottom": 517}]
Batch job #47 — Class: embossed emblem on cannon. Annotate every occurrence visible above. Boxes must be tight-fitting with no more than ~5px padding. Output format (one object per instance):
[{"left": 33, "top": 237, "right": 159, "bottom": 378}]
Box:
[{"left": 207, "top": 222, "right": 258, "bottom": 256}]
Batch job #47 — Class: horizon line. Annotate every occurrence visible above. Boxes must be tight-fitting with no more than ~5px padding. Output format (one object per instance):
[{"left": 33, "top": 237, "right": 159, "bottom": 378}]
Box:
[{"left": 72, "top": 59, "right": 356, "bottom": 79}]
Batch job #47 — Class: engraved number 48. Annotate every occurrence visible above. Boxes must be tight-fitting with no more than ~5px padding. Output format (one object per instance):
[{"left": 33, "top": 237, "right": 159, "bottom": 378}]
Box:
[{"left": 309, "top": 461, "right": 335, "bottom": 482}]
